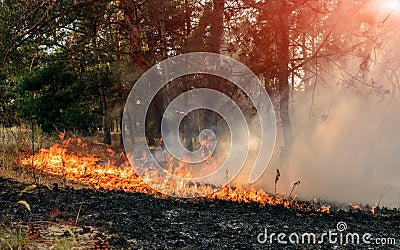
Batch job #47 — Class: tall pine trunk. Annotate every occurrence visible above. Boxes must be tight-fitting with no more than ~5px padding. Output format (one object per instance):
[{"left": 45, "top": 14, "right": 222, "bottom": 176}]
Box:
[
  {"left": 92, "top": 22, "right": 111, "bottom": 145},
  {"left": 121, "top": 0, "right": 149, "bottom": 71},
  {"left": 99, "top": 86, "right": 112, "bottom": 145},
  {"left": 206, "top": 0, "right": 224, "bottom": 148},
  {"left": 210, "top": 0, "right": 224, "bottom": 54},
  {"left": 278, "top": 1, "right": 293, "bottom": 159}
]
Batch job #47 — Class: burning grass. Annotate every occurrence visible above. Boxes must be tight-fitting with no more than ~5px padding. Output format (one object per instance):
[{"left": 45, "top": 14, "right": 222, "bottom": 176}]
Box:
[{"left": 20, "top": 134, "right": 324, "bottom": 212}]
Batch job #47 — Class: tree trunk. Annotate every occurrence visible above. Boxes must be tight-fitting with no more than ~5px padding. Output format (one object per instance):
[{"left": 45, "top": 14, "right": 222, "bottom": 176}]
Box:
[
  {"left": 206, "top": 0, "right": 224, "bottom": 151},
  {"left": 99, "top": 86, "right": 112, "bottom": 145},
  {"left": 278, "top": 1, "right": 293, "bottom": 159},
  {"left": 92, "top": 21, "right": 112, "bottom": 145},
  {"left": 120, "top": 0, "right": 149, "bottom": 71},
  {"left": 183, "top": 0, "right": 192, "bottom": 53},
  {"left": 210, "top": 0, "right": 224, "bottom": 54},
  {"left": 159, "top": 2, "right": 171, "bottom": 114},
  {"left": 114, "top": 10, "right": 125, "bottom": 147}
]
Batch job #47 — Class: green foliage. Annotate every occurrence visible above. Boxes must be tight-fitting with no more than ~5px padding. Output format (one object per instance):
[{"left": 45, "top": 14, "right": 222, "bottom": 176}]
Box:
[
  {"left": 15, "top": 63, "right": 98, "bottom": 134},
  {"left": 0, "top": 73, "right": 19, "bottom": 127}
]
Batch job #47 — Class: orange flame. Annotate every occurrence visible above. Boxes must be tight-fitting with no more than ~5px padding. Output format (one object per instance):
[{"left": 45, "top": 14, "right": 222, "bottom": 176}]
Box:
[
  {"left": 349, "top": 204, "right": 362, "bottom": 210},
  {"left": 20, "top": 135, "right": 325, "bottom": 211},
  {"left": 316, "top": 205, "right": 331, "bottom": 213}
]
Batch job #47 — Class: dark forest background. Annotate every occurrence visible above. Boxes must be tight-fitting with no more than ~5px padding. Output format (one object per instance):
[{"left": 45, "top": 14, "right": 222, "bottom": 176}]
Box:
[{"left": 1, "top": 0, "right": 399, "bottom": 155}]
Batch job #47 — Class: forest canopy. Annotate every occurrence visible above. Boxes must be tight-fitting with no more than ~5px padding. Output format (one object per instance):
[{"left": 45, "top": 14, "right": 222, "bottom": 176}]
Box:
[{"left": 0, "top": 0, "right": 399, "bottom": 147}]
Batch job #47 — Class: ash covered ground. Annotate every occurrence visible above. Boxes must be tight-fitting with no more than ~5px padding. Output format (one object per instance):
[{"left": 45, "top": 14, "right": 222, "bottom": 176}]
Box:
[{"left": 0, "top": 177, "right": 399, "bottom": 249}]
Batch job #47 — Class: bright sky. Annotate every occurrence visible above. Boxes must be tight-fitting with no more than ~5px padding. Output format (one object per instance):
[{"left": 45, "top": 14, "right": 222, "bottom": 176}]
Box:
[
  {"left": 383, "top": 0, "right": 400, "bottom": 10},
  {"left": 369, "top": 0, "right": 400, "bottom": 20}
]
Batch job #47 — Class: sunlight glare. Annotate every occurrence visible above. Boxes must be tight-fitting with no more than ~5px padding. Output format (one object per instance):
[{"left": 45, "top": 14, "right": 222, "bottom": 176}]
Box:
[{"left": 383, "top": 0, "right": 400, "bottom": 10}]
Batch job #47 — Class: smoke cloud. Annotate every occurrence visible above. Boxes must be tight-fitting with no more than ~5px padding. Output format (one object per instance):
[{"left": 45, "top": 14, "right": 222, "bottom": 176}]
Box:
[{"left": 253, "top": 87, "right": 400, "bottom": 208}]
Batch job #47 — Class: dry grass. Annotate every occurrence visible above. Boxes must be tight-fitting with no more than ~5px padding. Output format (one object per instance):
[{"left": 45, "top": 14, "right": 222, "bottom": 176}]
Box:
[
  {"left": 0, "top": 125, "right": 57, "bottom": 183},
  {"left": 0, "top": 222, "right": 104, "bottom": 250},
  {"left": 0, "top": 223, "right": 28, "bottom": 250},
  {"left": 0, "top": 126, "right": 31, "bottom": 171}
]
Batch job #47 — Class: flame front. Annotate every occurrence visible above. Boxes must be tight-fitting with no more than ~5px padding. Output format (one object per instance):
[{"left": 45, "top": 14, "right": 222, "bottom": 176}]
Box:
[{"left": 20, "top": 135, "right": 312, "bottom": 209}]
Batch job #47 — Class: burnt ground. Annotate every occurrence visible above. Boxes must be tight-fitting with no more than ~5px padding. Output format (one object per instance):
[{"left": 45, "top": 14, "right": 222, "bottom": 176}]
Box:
[{"left": 0, "top": 176, "right": 399, "bottom": 250}]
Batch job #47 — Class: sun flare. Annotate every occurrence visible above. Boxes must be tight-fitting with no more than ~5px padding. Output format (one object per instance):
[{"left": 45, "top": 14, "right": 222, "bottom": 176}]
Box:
[{"left": 383, "top": 0, "right": 400, "bottom": 10}]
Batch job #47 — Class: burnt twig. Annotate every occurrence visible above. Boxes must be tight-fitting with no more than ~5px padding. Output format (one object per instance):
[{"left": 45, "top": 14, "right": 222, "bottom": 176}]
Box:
[
  {"left": 274, "top": 169, "right": 280, "bottom": 196},
  {"left": 289, "top": 180, "right": 301, "bottom": 200}
]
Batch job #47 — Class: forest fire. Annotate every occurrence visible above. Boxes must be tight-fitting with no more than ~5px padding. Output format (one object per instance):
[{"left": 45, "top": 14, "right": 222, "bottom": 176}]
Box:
[{"left": 20, "top": 134, "right": 319, "bottom": 211}]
